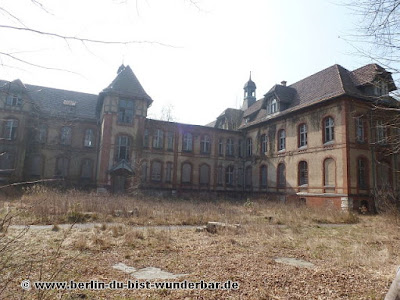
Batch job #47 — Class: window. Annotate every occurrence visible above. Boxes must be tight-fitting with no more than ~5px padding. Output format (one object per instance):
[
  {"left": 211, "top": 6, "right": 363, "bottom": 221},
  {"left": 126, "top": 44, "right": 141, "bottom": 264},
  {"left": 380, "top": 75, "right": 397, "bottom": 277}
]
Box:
[
  {"left": 357, "top": 158, "right": 368, "bottom": 189},
  {"left": 181, "top": 163, "right": 192, "bottom": 183},
  {"left": 218, "top": 139, "right": 224, "bottom": 156},
  {"left": 153, "top": 129, "right": 164, "bottom": 149},
  {"left": 84, "top": 129, "right": 94, "bottom": 147},
  {"left": 217, "top": 166, "right": 223, "bottom": 186},
  {"left": 374, "top": 80, "right": 389, "bottom": 96},
  {"left": 166, "top": 132, "right": 174, "bottom": 151},
  {"left": 29, "top": 155, "right": 43, "bottom": 177},
  {"left": 116, "top": 136, "right": 130, "bottom": 161},
  {"left": 225, "top": 165, "right": 234, "bottom": 186},
  {"left": 200, "top": 135, "right": 211, "bottom": 154},
  {"left": 118, "top": 99, "right": 134, "bottom": 124},
  {"left": 0, "top": 150, "right": 15, "bottom": 172},
  {"left": 278, "top": 129, "right": 286, "bottom": 151},
  {"left": 356, "top": 118, "right": 365, "bottom": 143},
  {"left": 6, "top": 94, "right": 22, "bottom": 106},
  {"left": 199, "top": 164, "right": 210, "bottom": 185},
  {"left": 3, "top": 119, "right": 18, "bottom": 141},
  {"left": 238, "top": 140, "right": 244, "bottom": 158},
  {"left": 55, "top": 157, "right": 69, "bottom": 178},
  {"left": 246, "top": 138, "right": 252, "bottom": 157},
  {"left": 151, "top": 161, "right": 162, "bottom": 182},
  {"left": 299, "top": 124, "right": 307, "bottom": 147},
  {"left": 261, "top": 134, "right": 268, "bottom": 153},
  {"left": 324, "top": 158, "right": 335, "bottom": 188},
  {"left": 269, "top": 98, "right": 278, "bottom": 114},
  {"left": 298, "top": 161, "right": 308, "bottom": 186},
  {"left": 226, "top": 138, "right": 234, "bottom": 156},
  {"left": 143, "top": 129, "right": 149, "bottom": 148},
  {"left": 237, "top": 168, "right": 244, "bottom": 187},
  {"left": 165, "top": 162, "right": 173, "bottom": 183},
  {"left": 183, "top": 133, "right": 193, "bottom": 152},
  {"left": 324, "top": 117, "right": 334, "bottom": 143},
  {"left": 60, "top": 126, "right": 72, "bottom": 145},
  {"left": 376, "top": 120, "right": 387, "bottom": 144},
  {"left": 260, "top": 165, "right": 267, "bottom": 188},
  {"left": 245, "top": 166, "right": 252, "bottom": 187},
  {"left": 141, "top": 161, "right": 147, "bottom": 183},
  {"left": 277, "top": 163, "right": 286, "bottom": 187},
  {"left": 81, "top": 159, "right": 93, "bottom": 179},
  {"left": 377, "top": 161, "right": 391, "bottom": 188},
  {"left": 36, "top": 124, "right": 47, "bottom": 143}
]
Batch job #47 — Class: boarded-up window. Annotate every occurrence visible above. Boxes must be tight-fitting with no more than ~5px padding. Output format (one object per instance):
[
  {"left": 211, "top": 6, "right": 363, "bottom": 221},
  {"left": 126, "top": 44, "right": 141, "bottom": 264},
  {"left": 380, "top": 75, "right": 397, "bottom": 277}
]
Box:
[
  {"left": 165, "top": 162, "right": 173, "bottom": 182},
  {"left": 277, "top": 163, "right": 286, "bottom": 187},
  {"left": 81, "top": 159, "right": 93, "bottom": 179},
  {"left": 260, "top": 165, "right": 267, "bottom": 188},
  {"left": 30, "top": 155, "right": 43, "bottom": 176},
  {"left": 151, "top": 161, "right": 162, "bottom": 182},
  {"left": 55, "top": 157, "right": 69, "bottom": 177},
  {"left": 199, "top": 164, "right": 210, "bottom": 185},
  {"left": 245, "top": 166, "right": 252, "bottom": 187},
  {"left": 324, "top": 158, "right": 335, "bottom": 187},
  {"left": 182, "top": 163, "right": 192, "bottom": 183}
]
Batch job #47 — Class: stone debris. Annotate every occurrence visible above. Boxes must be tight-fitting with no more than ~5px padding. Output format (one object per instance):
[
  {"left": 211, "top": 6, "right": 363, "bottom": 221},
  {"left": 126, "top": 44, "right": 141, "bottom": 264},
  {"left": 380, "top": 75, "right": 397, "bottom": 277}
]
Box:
[
  {"left": 274, "top": 257, "right": 315, "bottom": 269},
  {"left": 206, "top": 221, "right": 241, "bottom": 234},
  {"left": 113, "top": 263, "right": 188, "bottom": 280}
]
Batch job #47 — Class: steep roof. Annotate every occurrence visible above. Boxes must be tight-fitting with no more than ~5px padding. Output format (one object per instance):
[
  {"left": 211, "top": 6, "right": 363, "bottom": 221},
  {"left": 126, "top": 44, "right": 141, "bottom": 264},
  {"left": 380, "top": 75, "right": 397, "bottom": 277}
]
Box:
[
  {"left": 102, "top": 65, "right": 152, "bottom": 104},
  {"left": 350, "top": 63, "right": 388, "bottom": 86},
  {"left": 0, "top": 80, "right": 98, "bottom": 120}
]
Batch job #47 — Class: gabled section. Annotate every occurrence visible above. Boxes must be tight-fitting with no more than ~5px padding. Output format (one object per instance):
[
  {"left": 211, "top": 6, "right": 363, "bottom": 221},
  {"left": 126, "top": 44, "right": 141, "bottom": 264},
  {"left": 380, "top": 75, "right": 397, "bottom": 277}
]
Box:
[{"left": 209, "top": 108, "right": 243, "bottom": 130}]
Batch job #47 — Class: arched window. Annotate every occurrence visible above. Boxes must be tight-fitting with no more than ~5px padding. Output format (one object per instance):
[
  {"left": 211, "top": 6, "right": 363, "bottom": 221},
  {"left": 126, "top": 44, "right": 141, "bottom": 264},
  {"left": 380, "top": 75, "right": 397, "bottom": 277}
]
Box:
[
  {"left": 323, "top": 117, "right": 334, "bottom": 143},
  {"left": 260, "top": 165, "right": 267, "bottom": 188},
  {"left": 55, "top": 157, "right": 69, "bottom": 178},
  {"left": 298, "top": 161, "right": 308, "bottom": 186},
  {"left": 278, "top": 129, "right": 286, "bottom": 151},
  {"left": 226, "top": 138, "right": 234, "bottom": 156},
  {"left": 270, "top": 98, "right": 278, "bottom": 114},
  {"left": 81, "top": 159, "right": 93, "bottom": 179},
  {"left": 225, "top": 165, "right": 234, "bottom": 186},
  {"left": 152, "top": 129, "right": 164, "bottom": 149},
  {"left": 261, "top": 134, "right": 268, "bottom": 153},
  {"left": 245, "top": 166, "right": 252, "bottom": 187},
  {"left": 151, "top": 160, "right": 162, "bottom": 182},
  {"left": 183, "top": 133, "right": 193, "bottom": 152},
  {"left": 3, "top": 119, "right": 18, "bottom": 141},
  {"left": 246, "top": 138, "right": 252, "bottom": 157},
  {"left": 298, "top": 124, "right": 307, "bottom": 147},
  {"left": 60, "top": 126, "right": 72, "bottom": 145},
  {"left": 199, "top": 164, "right": 210, "bottom": 185},
  {"left": 200, "top": 135, "right": 211, "bottom": 154},
  {"left": 116, "top": 136, "right": 130, "bottom": 161},
  {"left": 181, "top": 162, "right": 192, "bottom": 183},
  {"left": 84, "top": 129, "right": 95, "bottom": 147},
  {"left": 357, "top": 157, "right": 368, "bottom": 189},
  {"left": 324, "top": 158, "right": 335, "bottom": 188},
  {"left": 277, "top": 163, "right": 286, "bottom": 187}
]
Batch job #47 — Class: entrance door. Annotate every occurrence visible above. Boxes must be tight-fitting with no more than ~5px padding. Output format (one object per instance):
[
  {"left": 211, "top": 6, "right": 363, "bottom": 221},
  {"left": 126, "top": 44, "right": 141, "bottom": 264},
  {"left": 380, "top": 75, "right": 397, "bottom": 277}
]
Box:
[{"left": 113, "top": 175, "right": 126, "bottom": 194}]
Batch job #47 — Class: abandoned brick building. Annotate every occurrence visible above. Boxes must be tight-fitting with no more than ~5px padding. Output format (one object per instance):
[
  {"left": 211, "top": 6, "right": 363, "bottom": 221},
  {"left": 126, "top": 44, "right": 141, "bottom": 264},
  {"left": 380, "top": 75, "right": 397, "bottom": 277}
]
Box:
[{"left": 0, "top": 63, "right": 398, "bottom": 210}]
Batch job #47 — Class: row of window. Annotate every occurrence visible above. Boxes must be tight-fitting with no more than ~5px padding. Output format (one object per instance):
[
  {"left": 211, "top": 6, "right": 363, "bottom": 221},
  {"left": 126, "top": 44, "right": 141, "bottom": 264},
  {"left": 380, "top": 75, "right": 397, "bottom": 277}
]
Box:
[
  {"left": 141, "top": 157, "right": 372, "bottom": 190},
  {"left": 1, "top": 119, "right": 95, "bottom": 148}
]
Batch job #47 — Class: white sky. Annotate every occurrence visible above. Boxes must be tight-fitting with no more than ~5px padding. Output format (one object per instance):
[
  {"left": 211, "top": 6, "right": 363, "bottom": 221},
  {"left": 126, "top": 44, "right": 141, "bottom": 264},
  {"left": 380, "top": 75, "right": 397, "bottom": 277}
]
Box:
[{"left": 0, "top": 0, "right": 374, "bottom": 125}]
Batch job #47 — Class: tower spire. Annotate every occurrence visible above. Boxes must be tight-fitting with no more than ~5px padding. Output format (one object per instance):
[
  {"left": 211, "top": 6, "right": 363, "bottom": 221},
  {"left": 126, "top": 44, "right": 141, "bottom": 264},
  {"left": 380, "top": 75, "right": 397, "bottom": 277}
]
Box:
[{"left": 242, "top": 73, "right": 256, "bottom": 110}]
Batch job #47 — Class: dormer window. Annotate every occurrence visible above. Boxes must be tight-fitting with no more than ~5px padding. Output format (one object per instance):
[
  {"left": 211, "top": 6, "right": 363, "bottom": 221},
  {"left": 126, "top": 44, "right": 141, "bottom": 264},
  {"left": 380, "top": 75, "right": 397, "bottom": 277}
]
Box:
[
  {"left": 374, "top": 80, "right": 389, "bottom": 96},
  {"left": 267, "top": 98, "right": 278, "bottom": 114},
  {"left": 6, "top": 94, "right": 22, "bottom": 106},
  {"left": 63, "top": 100, "right": 76, "bottom": 114}
]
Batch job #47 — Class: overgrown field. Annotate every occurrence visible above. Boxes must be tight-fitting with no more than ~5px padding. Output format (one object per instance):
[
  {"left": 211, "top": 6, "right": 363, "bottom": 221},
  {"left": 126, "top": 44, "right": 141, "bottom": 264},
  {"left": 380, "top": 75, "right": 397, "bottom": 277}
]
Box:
[{"left": 0, "top": 187, "right": 399, "bottom": 299}]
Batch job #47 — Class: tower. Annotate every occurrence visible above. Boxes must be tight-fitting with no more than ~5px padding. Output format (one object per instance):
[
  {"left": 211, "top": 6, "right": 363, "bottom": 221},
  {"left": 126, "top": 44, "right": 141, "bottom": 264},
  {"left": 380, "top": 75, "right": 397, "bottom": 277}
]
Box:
[{"left": 242, "top": 72, "right": 256, "bottom": 110}]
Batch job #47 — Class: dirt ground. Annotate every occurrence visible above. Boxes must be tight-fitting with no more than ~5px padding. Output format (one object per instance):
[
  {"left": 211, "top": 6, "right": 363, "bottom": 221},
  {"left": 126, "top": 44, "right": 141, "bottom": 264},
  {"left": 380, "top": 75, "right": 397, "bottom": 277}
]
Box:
[{"left": 2, "top": 215, "right": 399, "bottom": 300}]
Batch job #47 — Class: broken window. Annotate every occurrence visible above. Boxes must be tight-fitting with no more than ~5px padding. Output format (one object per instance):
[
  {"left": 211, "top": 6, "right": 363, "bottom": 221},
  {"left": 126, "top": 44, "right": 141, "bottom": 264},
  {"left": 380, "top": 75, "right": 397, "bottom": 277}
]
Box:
[
  {"left": 84, "top": 129, "right": 94, "bottom": 147},
  {"left": 118, "top": 99, "right": 134, "bottom": 124}
]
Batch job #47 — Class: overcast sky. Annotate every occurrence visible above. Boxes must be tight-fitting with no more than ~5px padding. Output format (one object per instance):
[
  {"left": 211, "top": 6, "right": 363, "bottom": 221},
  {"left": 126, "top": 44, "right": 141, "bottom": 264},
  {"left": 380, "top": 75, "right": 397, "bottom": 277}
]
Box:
[{"left": 0, "top": 0, "right": 374, "bottom": 125}]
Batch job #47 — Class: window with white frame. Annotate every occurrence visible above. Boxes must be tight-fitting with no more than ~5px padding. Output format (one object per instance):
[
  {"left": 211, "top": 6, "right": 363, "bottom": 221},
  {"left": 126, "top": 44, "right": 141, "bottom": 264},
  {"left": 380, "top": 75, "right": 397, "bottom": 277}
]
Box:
[
  {"left": 218, "top": 138, "right": 224, "bottom": 156},
  {"left": 261, "top": 134, "right": 268, "bottom": 153},
  {"left": 3, "top": 119, "right": 18, "bottom": 141},
  {"left": 299, "top": 124, "right": 307, "bottom": 147},
  {"left": 226, "top": 138, "right": 234, "bottom": 156},
  {"left": 6, "top": 94, "right": 22, "bottom": 106},
  {"left": 269, "top": 98, "right": 278, "bottom": 114},
  {"left": 116, "top": 136, "right": 130, "bottom": 161},
  {"left": 246, "top": 138, "right": 252, "bottom": 157},
  {"left": 324, "top": 117, "right": 334, "bottom": 143},
  {"left": 182, "top": 133, "right": 193, "bottom": 152},
  {"left": 376, "top": 120, "right": 387, "bottom": 144},
  {"left": 166, "top": 132, "right": 174, "bottom": 151},
  {"left": 278, "top": 129, "right": 286, "bottom": 151},
  {"left": 152, "top": 129, "right": 164, "bottom": 149},
  {"left": 84, "top": 129, "right": 94, "bottom": 147},
  {"left": 200, "top": 135, "right": 211, "bottom": 154},
  {"left": 356, "top": 117, "right": 365, "bottom": 143}
]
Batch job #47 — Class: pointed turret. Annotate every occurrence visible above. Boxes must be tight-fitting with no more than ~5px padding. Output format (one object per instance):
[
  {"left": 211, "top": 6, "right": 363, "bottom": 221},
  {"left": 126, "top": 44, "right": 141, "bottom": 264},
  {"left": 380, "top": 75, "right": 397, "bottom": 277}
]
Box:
[{"left": 242, "top": 72, "right": 256, "bottom": 110}]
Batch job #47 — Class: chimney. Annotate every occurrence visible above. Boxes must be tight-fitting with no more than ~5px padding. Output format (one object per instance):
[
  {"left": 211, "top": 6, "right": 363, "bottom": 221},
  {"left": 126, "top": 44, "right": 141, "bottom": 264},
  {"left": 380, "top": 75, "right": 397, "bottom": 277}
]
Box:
[{"left": 281, "top": 80, "right": 287, "bottom": 86}]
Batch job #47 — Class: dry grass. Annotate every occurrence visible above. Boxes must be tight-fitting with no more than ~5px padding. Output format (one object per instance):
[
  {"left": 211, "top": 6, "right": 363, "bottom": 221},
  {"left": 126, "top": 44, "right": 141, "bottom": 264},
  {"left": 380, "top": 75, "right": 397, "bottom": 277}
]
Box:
[{"left": 1, "top": 188, "right": 399, "bottom": 299}]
